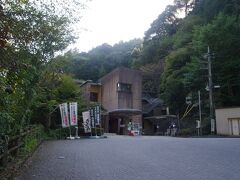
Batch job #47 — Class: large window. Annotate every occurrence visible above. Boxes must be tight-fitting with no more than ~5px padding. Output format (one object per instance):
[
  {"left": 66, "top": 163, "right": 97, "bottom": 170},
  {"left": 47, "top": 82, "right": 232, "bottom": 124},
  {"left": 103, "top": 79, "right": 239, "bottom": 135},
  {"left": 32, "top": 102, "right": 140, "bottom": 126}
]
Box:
[
  {"left": 90, "top": 92, "right": 98, "bottom": 102},
  {"left": 117, "top": 83, "right": 132, "bottom": 92}
]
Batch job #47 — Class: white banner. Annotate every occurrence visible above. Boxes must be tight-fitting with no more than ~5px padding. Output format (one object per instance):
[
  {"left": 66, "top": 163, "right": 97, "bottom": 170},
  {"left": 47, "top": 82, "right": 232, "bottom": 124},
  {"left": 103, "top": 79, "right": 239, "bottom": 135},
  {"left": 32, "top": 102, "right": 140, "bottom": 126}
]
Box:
[
  {"left": 82, "top": 111, "right": 91, "bottom": 133},
  {"left": 59, "top": 103, "right": 69, "bottom": 128},
  {"left": 69, "top": 102, "right": 78, "bottom": 126}
]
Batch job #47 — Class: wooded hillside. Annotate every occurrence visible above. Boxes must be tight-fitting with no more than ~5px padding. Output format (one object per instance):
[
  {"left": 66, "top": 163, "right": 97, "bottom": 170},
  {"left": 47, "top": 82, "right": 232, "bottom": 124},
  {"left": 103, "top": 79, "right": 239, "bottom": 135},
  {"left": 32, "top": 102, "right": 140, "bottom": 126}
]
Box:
[{"left": 56, "top": 0, "right": 240, "bottom": 132}]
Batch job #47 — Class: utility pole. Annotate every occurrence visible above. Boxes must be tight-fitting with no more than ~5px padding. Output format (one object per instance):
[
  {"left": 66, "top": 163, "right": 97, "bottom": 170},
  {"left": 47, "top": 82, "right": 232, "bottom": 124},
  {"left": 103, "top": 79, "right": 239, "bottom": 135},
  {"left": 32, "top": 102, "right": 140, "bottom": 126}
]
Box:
[
  {"left": 207, "top": 46, "right": 215, "bottom": 134},
  {"left": 198, "top": 90, "right": 202, "bottom": 135}
]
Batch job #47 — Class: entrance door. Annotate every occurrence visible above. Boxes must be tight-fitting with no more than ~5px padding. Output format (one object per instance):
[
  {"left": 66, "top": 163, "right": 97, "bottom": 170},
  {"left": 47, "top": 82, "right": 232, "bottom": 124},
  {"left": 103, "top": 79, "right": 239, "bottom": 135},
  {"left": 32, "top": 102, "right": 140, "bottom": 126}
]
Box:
[
  {"left": 232, "top": 119, "right": 239, "bottom": 135},
  {"left": 109, "top": 118, "right": 118, "bottom": 133},
  {"left": 119, "top": 118, "right": 125, "bottom": 135}
]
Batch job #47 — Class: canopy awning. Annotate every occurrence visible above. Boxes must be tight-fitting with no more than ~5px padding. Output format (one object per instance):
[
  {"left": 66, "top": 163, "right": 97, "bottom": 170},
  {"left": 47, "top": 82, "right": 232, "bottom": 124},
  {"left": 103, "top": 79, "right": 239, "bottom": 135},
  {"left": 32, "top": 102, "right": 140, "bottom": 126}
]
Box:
[
  {"left": 144, "top": 115, "right": 177, "bottom": 125},
  {"left": 108, "top": 109, "right": 142, "bottom": 116},
  {"left": 144, "top": 115, "right": 177, "bottom": 120}
]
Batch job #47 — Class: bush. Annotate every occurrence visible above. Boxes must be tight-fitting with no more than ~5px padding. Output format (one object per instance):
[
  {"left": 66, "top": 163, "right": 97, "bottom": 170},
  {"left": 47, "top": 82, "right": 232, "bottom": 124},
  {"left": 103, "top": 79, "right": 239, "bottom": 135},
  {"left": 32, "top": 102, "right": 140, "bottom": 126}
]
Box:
[
  {"left": 178, "top": 128, "right": 196, "bottom": 136},
  {"left": 22, "top": 135, "right": 38, "bottom": 154},
  {"left": 22, "top": 125, "right": 45, "bottom": 154}
]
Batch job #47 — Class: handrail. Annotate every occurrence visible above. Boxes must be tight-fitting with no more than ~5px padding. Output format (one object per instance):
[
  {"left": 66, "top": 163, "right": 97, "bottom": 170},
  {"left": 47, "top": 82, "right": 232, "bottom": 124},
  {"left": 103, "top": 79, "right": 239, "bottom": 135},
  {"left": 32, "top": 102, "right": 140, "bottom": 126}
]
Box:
[{"left": 0, "top": 126, "right": 39, "bottom": 161}]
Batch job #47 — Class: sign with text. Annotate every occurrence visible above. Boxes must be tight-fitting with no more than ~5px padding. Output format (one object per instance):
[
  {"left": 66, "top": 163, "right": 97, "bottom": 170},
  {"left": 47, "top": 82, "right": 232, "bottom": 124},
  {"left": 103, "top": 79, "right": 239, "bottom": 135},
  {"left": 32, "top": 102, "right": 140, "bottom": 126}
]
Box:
[
  {"left": 89, "top": 108, "right": 95, "bottom": 128},
  {"left": 82, "top": 111, "right": 91, "bottom": 133},
  {"left": 69, "top": 102, "right": 78, "bottom": 126},
  {"left": 59, "top": 103, "right": 69, "bottom": 128},
  {"left": 95, "top": 105, "right": 101, "bottom": 125}
]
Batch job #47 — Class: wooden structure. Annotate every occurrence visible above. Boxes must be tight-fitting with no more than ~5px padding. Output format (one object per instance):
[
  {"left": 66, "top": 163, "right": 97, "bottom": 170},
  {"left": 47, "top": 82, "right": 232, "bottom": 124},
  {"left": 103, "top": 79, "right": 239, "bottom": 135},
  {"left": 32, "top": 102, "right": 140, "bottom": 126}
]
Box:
[{"left": 81, "top": 67, "right": 142, "bottom": 135}]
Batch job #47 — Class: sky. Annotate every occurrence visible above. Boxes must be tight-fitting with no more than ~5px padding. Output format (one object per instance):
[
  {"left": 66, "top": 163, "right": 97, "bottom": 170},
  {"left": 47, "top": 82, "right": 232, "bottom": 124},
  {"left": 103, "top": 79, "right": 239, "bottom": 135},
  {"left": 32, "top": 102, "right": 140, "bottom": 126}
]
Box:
[{"left": 69, "top": 0, "right": 174, "bottom": 52}]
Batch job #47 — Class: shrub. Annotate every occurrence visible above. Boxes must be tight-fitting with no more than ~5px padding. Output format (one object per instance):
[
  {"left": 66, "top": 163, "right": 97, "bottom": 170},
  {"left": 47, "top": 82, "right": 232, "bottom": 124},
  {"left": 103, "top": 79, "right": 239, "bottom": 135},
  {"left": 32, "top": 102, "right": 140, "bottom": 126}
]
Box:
[{"left": 178, "top": 128, "right": 195, "bottom": 136}]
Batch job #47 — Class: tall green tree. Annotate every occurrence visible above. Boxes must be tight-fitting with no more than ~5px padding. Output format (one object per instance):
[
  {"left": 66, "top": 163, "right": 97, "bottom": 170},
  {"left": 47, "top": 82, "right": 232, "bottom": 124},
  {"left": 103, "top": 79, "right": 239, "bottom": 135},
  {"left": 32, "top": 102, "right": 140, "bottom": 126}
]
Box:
[
  {"left": 192, "top": 13, "right": 240, "bottom": 107},
  {"left": 0, "top": 0, "right": 85, "bottom": 135},
  {"left": 54, "top": 39, "right": 142, "bottom": 82}
]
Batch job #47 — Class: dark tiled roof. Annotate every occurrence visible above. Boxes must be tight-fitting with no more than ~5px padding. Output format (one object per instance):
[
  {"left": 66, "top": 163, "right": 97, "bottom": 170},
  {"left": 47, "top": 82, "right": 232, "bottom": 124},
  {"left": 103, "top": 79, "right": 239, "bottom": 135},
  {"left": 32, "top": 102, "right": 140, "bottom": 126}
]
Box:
[{"left": 142, "top": 93, "right": 164, "bottom": 114}]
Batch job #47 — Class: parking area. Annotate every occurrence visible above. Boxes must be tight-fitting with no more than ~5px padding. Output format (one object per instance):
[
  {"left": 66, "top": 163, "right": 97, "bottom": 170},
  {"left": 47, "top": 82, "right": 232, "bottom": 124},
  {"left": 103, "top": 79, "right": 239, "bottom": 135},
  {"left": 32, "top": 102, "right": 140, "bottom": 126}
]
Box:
[{"left": 17, "top": 136, "right": 240, "bottom": 180}]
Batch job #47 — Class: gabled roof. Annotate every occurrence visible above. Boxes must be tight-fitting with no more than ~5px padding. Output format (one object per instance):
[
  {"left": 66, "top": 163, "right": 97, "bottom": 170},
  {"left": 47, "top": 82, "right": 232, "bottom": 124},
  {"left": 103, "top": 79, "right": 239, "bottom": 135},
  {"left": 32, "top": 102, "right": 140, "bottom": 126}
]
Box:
[
  {"left": 80, "top": 80, "right": 101, "bottom": 87},
  {"left": 142, "top": 93, "right": 164, "bottom": 114}
]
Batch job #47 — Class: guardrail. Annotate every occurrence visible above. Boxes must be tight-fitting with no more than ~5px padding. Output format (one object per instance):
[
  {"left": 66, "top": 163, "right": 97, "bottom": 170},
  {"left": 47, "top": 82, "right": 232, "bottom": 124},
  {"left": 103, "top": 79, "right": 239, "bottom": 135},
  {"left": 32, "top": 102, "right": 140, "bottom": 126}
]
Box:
[{"left": 0, "top": 126, "right": 41, "bottom": 168}]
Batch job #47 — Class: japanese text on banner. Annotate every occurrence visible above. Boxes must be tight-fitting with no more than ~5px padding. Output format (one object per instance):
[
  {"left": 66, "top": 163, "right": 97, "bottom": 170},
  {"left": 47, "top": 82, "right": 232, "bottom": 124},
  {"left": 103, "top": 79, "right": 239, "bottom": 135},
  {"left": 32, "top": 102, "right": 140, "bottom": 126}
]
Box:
[
  {"left": 59, "top": 103, "right": 69, "bottom": 128},
  {"left": 70, "top": 102, "right": 78, "bottom": 126}
]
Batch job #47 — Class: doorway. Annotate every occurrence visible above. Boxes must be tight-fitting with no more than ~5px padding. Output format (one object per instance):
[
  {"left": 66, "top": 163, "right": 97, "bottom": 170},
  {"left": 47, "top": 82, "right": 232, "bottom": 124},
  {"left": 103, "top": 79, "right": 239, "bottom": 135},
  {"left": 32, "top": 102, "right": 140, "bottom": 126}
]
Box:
[
  {"left": 109, "top": 118, "right": 118, "bottom": 133},
  {"left": 229, "top": 118, "right": 240, "bottom": 135}
]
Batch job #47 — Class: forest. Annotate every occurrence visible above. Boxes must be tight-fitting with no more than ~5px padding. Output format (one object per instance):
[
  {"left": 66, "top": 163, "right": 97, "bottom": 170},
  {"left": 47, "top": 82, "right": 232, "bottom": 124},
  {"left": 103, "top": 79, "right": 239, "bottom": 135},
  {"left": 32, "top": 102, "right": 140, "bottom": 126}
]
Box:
[
  {"left": 1, "top": 0, "right": 240, "bottom": 137},
  {"left": 56, "top": 0, "right": 240, "bottom": 132}
]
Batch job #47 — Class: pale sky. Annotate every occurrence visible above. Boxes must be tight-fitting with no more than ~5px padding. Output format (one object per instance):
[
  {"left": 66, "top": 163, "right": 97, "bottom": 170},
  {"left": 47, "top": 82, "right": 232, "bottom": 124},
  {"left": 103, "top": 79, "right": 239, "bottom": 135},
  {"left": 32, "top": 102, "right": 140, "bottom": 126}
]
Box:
[{"left": 70, "top": 0, "right": 174, "bottom": 52}]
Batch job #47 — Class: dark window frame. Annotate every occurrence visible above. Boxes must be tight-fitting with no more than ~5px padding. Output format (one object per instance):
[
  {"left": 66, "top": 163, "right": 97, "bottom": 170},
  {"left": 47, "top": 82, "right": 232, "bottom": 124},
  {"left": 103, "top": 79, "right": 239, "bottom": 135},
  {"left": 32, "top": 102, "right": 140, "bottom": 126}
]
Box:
[
  {"left": 90, "top": 92, "right": 98, "bottom": 102},
  {"left": 117, "top": 82, "right": 132, "bottom": 92}
]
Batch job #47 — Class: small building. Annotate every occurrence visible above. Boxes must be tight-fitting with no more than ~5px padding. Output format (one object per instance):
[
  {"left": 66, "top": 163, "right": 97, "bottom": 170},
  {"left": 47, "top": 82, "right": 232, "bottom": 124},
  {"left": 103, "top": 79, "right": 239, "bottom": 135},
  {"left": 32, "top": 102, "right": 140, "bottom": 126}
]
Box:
[
  {"left": 99, "top": 67, "right": 142, "bottom": 135},
  {"left": 216, "top": 107, "right": 240, "bottom": 136},
  {"left": 80, "top": 80, "right": 102, "bottom": 105},
  {"left": 142, "top": 93, "right": 177, "bottom": 135},
  {"left": 81, "top": 67, "right": 142, "bottom": 135}
]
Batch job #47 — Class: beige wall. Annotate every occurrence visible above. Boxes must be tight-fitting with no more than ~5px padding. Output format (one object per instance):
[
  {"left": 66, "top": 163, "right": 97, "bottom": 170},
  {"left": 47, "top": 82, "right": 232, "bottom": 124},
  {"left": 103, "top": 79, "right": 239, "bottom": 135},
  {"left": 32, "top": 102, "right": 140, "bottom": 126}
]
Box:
[
  {"left": 80, "top": 83, "right": 101, "bottom": 105},
  {"left": 99, "top": 69, "right": 119, "bottom": 111},
  {"left": 118, "top": 68, "right": 142, "bottom": 111},
  {"left": 216, "top": 107, "right": 240, "bottom": 135},
  {"left": 80, "top": 83, "right": 89, "bottom": 103},
  {"left": 99, "top": 67, "right": 142, "bottom": 112},
  {"left": 90, "top": 84, "right": 102, "bottom": 103}
]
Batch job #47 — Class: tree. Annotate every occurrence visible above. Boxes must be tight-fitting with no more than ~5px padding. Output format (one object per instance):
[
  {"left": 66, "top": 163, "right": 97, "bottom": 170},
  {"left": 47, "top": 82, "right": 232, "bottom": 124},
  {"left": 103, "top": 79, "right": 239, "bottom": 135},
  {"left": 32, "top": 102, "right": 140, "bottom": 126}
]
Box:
[
  {"left": 55, "top": 39, "right": 142, "bottom": 82},
  {"left": 144, "top": 5, "right": 179, "bottom": 41},
  {"left": 31, "top": 72, "right": 85, "bottom": 129},
  {"left": 193, "top": 13, "right": 240, "bottom": 107},
  {"left": 174, "top": 0, "right": 196, "bottom": 16},
  {"left": 0, "top": 0, "right": 85, "bottom": 135}
]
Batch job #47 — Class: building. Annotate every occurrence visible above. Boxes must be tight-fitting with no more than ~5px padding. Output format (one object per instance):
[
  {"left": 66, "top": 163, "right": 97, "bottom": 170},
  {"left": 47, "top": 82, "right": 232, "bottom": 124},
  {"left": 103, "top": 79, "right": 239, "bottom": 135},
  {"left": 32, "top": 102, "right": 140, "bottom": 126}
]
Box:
[
  {"left": 81, "top": 67, "right": 142, "bottom": 135},
  {"left": 80, "top": 80, "right": 102, "bottom": 105},
  {"left": 216, "top": 107, "right": 240, "bottom": 136},
  {"left": 142, "top": 92, "right": 177, "bottom": 135}
]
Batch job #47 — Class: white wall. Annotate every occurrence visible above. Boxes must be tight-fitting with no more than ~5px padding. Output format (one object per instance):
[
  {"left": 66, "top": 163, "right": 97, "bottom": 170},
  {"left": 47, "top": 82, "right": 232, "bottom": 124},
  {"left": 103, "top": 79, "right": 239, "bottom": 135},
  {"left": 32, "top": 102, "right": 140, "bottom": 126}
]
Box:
[{"left": 216, "top": 107, "right": 240, "bottom": 135}]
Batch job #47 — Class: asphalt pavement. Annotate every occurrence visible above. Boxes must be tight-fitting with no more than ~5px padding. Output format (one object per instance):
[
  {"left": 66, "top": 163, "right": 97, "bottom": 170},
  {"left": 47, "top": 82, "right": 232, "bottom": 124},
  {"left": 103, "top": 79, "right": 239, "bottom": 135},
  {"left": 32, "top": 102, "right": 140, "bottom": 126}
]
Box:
[{"left": 16, "top": 136, "right": 240, "bottom": 180}]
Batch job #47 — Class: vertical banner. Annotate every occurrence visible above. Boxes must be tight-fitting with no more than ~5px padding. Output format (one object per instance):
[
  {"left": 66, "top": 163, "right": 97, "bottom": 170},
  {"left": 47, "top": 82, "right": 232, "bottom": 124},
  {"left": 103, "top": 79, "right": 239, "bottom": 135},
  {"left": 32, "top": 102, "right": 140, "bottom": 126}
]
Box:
[
  {"left": 59, "top": 103, "right": 69, "bottom": 128},
  {"left": 95, "top": 105, "right": 101, "bottom": 125},
  {"left": 69, "top": 102, "right": 78, "bottom": 126},
  {"left": 82, "top": 111, "right": 91, "bottom": 133},
  {"left": 89, "top": 108, "right": 95, "bottom": 128}
]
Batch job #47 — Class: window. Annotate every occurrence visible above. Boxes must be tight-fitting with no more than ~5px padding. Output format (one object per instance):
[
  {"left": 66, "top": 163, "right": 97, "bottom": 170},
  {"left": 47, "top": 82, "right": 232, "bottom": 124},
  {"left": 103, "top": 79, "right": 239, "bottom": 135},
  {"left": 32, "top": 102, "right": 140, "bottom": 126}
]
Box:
[
  {"left": 90, "top": 92, "right": 98, "bottom": 102},
  {"left": 117, "top": 83, "right": 132, "bottom": 92}
]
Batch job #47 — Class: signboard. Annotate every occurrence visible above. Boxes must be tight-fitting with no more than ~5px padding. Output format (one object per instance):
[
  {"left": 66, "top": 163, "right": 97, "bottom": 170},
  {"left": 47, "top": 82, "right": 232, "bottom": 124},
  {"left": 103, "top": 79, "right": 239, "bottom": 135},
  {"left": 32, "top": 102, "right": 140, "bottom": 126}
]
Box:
[
  {"left": 89, "top": 108, "right": 95, "bottom": 128},
  {"left": 69, "top": 102, "right": 78, "bottom": 126},
  {"left": 196, "top": 120, "right": 201, "bottom": 128},
  {"left": 211, "top": 119, "right": 215, "bottom": 132},
  {"left": 95, "top": 105, "right": 101, "bottom": 125},
  {"left": 82, "top": 111, "right": 91, "bottom": 133},
  {"left": 59, "top": 103, "right": 69, "bottom": 128}
]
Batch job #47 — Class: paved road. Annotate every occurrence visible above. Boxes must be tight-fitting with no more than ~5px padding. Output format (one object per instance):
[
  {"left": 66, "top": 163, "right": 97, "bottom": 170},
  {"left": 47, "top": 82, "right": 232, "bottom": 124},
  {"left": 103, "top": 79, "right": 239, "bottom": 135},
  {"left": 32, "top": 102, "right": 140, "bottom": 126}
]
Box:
[{"left": 17, "top": 136, "right": 240, "bottom": 180}]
